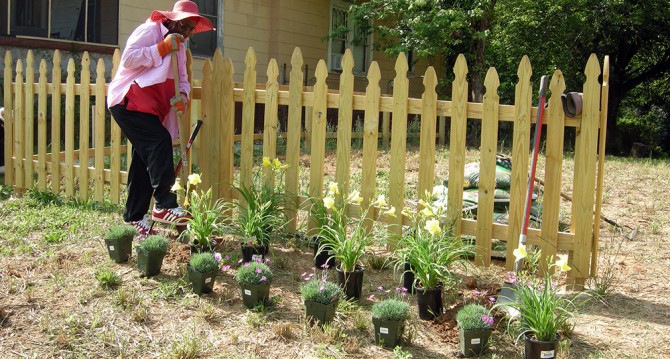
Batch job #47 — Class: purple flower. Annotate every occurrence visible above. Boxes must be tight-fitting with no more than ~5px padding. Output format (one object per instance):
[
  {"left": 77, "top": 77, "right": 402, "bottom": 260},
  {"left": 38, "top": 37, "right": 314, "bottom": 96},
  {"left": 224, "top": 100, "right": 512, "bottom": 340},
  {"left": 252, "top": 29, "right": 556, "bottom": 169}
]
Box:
[
  {"left": 244, "top": 263, "right": 250, "bottom": 268},
  {"left": 255, "top": 268, "right": 263, "bottom": 274},
  {"left": 319, "top": 285, "right": 325, "bottom": 291},
  {"left": 265, "top": 258, "right": 271, "bottom": 263},
  {"left": 488, "top": 297, "right": 496, "bottom": 303},
  {"left": 320, "top": 264, "right": 329, "bottom": 269},
  {"left": 473, "top": 289, "right": 481, "bottom": 295},
  {"left": 260, "top": 276, "right": 267, "bottom": 282},
  {"left": 224, "top": 255, "right": 230, "bottom": 260},
  {"left": 482, "top": 314, "right": 494, "bottom": 327},
  {"left": 377, "top": 286, "right": 384, "bottom": 291},
  {"left": 221, "top": 265, "right": 231, "bottom": 272},
  {"left": 214, "top": 252, "right": 222, "bottom": 262}
]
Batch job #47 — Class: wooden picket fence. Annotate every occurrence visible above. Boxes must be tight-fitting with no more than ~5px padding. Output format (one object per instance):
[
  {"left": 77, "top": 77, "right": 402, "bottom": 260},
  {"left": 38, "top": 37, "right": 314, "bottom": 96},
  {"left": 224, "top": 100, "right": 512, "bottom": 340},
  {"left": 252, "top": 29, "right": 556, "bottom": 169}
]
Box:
[{"left": 2, "top": 47, "right": 609, "bottom": 288}]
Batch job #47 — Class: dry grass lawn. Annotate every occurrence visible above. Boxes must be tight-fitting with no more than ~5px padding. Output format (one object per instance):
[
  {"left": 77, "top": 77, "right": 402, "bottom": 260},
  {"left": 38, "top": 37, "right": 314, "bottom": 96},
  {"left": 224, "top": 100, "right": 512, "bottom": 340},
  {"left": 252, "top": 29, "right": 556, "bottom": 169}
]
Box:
[{"left": 0, "top": 148, "right": 669, "bottom": 358}]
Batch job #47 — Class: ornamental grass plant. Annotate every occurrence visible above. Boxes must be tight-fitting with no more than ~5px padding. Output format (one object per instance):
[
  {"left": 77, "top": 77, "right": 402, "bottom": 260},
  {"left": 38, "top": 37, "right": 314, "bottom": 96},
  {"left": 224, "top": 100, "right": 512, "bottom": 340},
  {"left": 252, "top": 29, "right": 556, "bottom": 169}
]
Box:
[
  {"left": 394, "top": 186, "right": 476, "bottom": 290},
  {"left": 189, "top": 252, "right": 220, "bottom": 273},
  {"left": 235, "top": 260, "right": 273, "bottom": 285},
  {"left": 138, "top": 235, "right": 169, "bottom": 253},
  {"left": 300, "top": 270, "right": 345, "bottom": 305},
  {"left": 229, "top": 157, "right": 288, "bottom": 247},
  {"left": 174, "top": 174, "right": 225, "bottom": 250},
  {"left": 495, "top": 250, "right": 584, "bottom": 342},
  {"left": 456, "top": 303, "right": 494, "bottom": 331},
  {"left": 371, "top": 298, "right": 410, "bottom": 322},
  {"left": 311, "top": 182, "right": 396, "bottom": 273},
  {"left": 105, "top": 225, "right": 136, "bottom": 240}
]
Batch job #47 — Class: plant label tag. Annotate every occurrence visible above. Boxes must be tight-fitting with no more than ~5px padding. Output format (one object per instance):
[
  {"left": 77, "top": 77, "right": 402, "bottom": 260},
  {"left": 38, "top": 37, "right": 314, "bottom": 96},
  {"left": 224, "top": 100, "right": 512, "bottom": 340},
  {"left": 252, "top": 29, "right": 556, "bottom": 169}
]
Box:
[
  {"left": 471, "top": 338, "right": 481, "bottom": 345},
  {"left": 108, "top": 246, "right": 115, "bottom": 251},
  {"left": 540, "top": 350, "right": 555, "bottom": 358},
  {"left": 252, "top": 254, "right": 262, "bottom": 262},
  {"left": 244, "top": 289, "right": 251, "bottom": 296},
  {"left": 205, "top": 277, "right": 212, "bottom": 283},
  {"left": 380, "top": 327, "right": 389, "bottom": 334}
]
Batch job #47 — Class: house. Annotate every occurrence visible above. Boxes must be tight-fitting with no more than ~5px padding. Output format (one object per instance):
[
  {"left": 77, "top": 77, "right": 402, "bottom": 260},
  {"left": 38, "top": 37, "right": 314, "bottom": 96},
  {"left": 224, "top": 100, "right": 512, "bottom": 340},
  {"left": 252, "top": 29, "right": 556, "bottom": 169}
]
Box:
[{"left": 0, "top": 0, "right": 441, "bottom": 94}]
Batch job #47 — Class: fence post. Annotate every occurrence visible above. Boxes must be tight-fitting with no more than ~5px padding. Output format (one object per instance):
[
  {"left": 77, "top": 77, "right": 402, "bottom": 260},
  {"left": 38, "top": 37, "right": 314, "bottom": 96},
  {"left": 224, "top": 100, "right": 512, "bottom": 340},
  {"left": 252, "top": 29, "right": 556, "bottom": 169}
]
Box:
[
  {"left": 24, "top": 51, "right": 34, "bottom": 189},
  {"left": 4, "top": 51, "right": 14, "bottom": 187},
  {"left": 335, "top": 49, "right": 354, "bottom": 200},
  {"left": 417, "top": 66, "right": 437, "bottom": 200},
  {"left": 446, "top": 55, "right": 468, "bottom": 237},
  {"left": 569, "top": 54, "right": 601, "bottom": 289},
  {"left": 240, "top": 47, "right": 257, "bottom": 189},
  {"left": 307, "top": 60, "right": 328, "bottom": 236},
  {"left": 388, "top": 53, "right": 409, "bottom": 241},
  {"left": 539, "top": 70, "right": 566, "bottom": 274},
  {"left": 79, "top": 52, "right": 91, "bottom": 201},
  {"left": 506, "top": 56, "right": 532, "bottom": 270},
  {"left": 285, "top": 47, "right": 304, "bottom": 233},
  {"left": 37, "top": 59, "right": 48, "bottom": 191}
]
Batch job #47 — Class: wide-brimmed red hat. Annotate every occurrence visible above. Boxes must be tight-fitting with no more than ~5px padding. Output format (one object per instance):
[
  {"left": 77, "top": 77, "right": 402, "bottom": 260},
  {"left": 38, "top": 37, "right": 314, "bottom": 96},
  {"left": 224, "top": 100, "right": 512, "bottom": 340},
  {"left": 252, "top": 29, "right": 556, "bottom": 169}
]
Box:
[{"left": 150, "top": 0, "right": 214, "bottom": 34}]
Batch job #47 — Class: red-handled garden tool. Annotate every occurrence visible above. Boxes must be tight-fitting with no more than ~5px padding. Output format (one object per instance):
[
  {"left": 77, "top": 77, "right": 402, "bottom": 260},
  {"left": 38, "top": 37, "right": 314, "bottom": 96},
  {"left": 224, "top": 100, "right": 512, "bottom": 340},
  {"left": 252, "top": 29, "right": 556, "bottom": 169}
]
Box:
[{"left": 497, "top": 75, "right": 549, "bottom": 314}]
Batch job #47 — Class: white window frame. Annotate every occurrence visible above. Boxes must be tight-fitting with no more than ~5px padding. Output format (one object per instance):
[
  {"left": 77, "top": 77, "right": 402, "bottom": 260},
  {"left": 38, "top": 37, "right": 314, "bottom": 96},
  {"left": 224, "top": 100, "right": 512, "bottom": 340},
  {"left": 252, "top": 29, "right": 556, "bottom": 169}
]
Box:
[{"left": 328, "top": 0, "right": 372, "bottom": 74}]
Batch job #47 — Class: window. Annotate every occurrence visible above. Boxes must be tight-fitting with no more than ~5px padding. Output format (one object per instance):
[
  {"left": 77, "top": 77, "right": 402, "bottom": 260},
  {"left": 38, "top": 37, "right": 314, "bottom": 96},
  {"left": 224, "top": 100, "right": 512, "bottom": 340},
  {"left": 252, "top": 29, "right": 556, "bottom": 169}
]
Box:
[
  {"left": 188, "top": 0, "right": 218, "bottom": 57},
  {"left": 329, "top": 0, "right": 371, "bottom": 74},
  {"left": 1, "top": 0, "right": 118, "bottom": 45}
]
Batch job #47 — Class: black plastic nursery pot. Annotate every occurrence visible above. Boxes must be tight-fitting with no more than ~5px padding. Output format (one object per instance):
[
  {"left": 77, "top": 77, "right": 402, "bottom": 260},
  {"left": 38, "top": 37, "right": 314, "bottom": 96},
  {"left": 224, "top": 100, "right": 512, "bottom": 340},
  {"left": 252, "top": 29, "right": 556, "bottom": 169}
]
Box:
[
  {"left": 459, "top": 328, "right": 492, "bottom": 357},
  {"left": 312, "top": 237, "right": 336, "bottom": 269},
  {"left": 414, "top": 284, "right": 443, "bottom": 320},
  {"left": 402, "top": 262, "right": 416, "bottom": 294},
  {"left": 372, "top": 317, "right": 405, "bottom": 348},
  {"left": 524, "top": 333, "right": 560, "bottom": 359},
  {"left": 187, "top": 264, "right": 217, "bottom": 294},
  {"left": 105, "top": 236, "right": 133, "bottom": 263},
  {"left": 304, "top": 299, "right": 338, "bottom": 325},
  {"left": 336, "top": 266, "right": 365, "bottom": 300},
  {"left": 135, "top": 246, "right": 166, "bottom": 277},
  {"left": 240, "top": 281, "right": 272, "bottom": 308},
  {"left": 240, "top": 243, "right": 268, "bottom": 263}
]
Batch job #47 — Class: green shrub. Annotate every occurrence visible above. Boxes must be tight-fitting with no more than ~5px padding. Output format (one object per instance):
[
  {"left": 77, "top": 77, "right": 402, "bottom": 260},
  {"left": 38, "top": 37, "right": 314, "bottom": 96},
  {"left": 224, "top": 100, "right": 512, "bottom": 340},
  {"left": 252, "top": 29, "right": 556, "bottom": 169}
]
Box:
[
  {"left": 371, "top": 299, "right": 410, "bottom": 321},
  {"left": 300, "top": 278, "right": 344, "bottom": 305},
  {"left": 105, "top": 225, "right": 136, "bottom": 240},
  {"left": 235, "top": 260, "right": 273, "bottom": 285},
  {"left": 456, "top": 303, "right": 493, "bottom": 331},
  {"left": 189, "top": 252, "right": 219, "bottom": 273},
  {"left": 139, "top": 235, "right": 169, "bottom": 253}
]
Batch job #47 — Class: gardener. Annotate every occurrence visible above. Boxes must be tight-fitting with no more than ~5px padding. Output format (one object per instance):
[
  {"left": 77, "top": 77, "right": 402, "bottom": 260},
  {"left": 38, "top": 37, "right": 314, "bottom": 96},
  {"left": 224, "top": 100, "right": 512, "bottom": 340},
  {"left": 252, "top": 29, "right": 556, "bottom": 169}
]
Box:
[{"left": 107, "top": 1, "right": 214, "bottom": 236}]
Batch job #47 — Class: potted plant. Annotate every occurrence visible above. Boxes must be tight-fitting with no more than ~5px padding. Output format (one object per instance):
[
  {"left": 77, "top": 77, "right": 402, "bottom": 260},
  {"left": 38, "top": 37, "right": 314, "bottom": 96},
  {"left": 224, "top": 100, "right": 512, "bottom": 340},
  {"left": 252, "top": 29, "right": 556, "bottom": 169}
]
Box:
[
  {"left": 314, "top": 182, "right": 395, "bottom": 300},
  {"left": 456, "top": 303, "right": 494, "bottom": 357},
  {"left": 370, "top": 287, "right": 411, "bottom": 348},
  {"left": 173, "top": 174, "right": 224, "bottom": 253},
  {"left": 187, "top": 252, "right": 220, "bottom": 294},
  {"left": 300, "top": 270, "right": 345, "bottom": 325},
  {"left": 494, "top": 253, "right": 580, "bottom": 359},
  {"left": 104, "top": 225, "right": 136, "bottom": 263},
  {"left": 395, "top": 187, "right": 476, "bottom": 320},
  {"left": 235, "top": 259, "right": 273, "bottom": 308},
  {"left": 229, "top": 157, "right": 288, "bottom": 262},
  {"left": 136, "top": 234, "right": 169, "bottom": 277}
]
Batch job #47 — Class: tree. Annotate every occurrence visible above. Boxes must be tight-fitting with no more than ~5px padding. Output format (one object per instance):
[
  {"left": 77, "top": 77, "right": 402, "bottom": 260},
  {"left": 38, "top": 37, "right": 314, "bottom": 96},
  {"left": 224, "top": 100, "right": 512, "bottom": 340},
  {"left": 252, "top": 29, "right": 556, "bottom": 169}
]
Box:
[
  {"left": 490, "top": 0, "right": 670, "bottom": 154},
  {"left": 344, "top": 0, "right": 496, "bottom": 101}
]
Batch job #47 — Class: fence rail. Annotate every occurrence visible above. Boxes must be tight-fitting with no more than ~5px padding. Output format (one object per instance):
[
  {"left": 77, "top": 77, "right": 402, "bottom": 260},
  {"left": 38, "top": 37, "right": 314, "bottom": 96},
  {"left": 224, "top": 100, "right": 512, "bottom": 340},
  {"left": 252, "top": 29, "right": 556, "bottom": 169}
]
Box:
[{"left": 2, "top": 47, "right": 609, "bottom": 288}]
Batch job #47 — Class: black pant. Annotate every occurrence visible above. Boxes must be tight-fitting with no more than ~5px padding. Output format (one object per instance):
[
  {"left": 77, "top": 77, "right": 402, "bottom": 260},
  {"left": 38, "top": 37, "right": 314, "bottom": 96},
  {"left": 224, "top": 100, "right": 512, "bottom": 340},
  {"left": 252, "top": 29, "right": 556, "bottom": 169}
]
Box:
[{"left": 110, "top": 102, "right": 178, "bottom": 222}]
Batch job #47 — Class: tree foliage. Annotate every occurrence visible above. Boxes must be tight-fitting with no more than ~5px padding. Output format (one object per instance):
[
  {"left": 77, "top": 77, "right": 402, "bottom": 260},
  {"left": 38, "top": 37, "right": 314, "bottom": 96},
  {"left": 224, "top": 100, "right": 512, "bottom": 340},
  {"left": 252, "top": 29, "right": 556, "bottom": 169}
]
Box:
[{"left": 341, "top": 0, "right": 670, "bottom": 155}]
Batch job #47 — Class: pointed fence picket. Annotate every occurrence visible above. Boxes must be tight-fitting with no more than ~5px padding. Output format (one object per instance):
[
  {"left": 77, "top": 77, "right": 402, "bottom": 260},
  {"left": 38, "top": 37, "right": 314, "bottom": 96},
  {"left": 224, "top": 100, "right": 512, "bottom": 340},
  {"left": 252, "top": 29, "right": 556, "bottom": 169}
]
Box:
[{"left": 2, "top": 47, "right": 609, "bottom": 287}]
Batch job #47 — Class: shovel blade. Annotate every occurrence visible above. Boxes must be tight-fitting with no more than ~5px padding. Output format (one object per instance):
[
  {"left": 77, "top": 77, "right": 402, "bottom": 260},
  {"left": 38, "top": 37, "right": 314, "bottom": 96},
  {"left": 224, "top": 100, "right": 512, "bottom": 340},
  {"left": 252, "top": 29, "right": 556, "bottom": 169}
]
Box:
[{"left": 496, "top": 282, "right": 520, "bottom": 317}]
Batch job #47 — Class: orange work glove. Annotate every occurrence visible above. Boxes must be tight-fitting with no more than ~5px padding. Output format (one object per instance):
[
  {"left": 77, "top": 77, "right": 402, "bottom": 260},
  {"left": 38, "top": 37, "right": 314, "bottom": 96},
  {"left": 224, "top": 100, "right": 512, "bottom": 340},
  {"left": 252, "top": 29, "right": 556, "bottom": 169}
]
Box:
[
  {"left": 170, "top": 92, "right": 189, "bottom": 114},
  {"left": 156, "top": 33, "right": 185, "bottom": 57}
]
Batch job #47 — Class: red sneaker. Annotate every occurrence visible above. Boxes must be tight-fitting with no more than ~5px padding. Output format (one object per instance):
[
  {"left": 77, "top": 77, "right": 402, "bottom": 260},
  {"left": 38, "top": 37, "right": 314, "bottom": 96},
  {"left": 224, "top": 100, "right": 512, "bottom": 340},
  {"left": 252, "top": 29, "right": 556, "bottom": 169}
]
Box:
[
  {"left": 152, "top": 206, "right": 191, "bottom": 226},
  {"left": 126, "top": 215, "right": 157, "bottom": 237}
]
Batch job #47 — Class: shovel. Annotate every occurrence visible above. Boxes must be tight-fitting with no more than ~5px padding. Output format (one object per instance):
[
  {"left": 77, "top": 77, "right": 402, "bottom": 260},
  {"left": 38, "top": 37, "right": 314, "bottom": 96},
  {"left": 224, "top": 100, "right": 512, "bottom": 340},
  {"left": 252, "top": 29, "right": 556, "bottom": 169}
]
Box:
[{"left": 497, "top": 75, "right": 549, "bottom": 315}]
